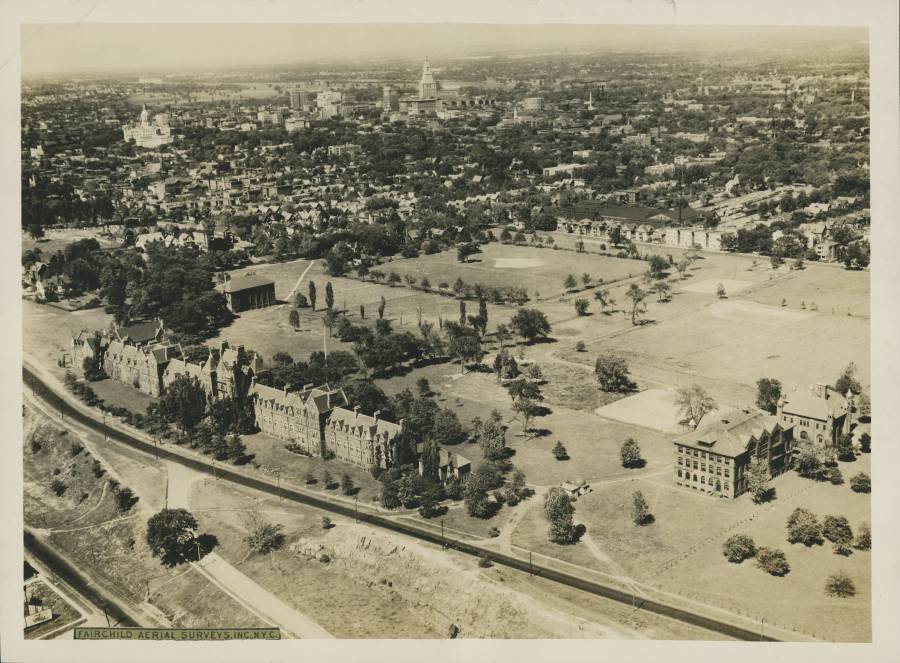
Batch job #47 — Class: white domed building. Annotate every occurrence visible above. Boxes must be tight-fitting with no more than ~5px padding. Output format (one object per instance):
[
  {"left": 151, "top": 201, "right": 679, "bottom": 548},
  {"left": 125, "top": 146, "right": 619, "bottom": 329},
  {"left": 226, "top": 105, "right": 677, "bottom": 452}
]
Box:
[{"left": 123, "top": 104, "right": 173, "bottom": 149}]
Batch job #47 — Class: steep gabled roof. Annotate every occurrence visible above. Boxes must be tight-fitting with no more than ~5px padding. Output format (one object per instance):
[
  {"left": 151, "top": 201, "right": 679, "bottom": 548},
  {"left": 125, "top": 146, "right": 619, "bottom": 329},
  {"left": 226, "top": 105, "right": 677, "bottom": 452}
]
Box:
[{"left": 675, "top": 407, "right": 785, "bottom": 458}]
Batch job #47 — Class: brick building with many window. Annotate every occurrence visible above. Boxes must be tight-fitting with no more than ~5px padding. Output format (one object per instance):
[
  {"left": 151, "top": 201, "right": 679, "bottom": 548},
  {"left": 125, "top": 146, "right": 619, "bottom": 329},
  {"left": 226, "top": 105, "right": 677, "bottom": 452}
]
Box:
[{"left": 673, "top": 407, "right": 795, "bottom": 499}]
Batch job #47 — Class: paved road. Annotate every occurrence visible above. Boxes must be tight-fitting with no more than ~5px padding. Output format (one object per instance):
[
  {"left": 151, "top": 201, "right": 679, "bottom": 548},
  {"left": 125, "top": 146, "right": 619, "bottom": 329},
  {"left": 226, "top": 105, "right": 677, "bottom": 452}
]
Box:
[{"left": 24, "top": 362, "right": 794, "bottom": 642}]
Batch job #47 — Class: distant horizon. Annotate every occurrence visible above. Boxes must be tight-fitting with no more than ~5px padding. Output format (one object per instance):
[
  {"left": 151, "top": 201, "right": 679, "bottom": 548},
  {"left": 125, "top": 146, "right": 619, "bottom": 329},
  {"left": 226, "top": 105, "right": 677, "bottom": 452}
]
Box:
[{"left": 21, "top": 23, "right": 867, "bottom": 78}]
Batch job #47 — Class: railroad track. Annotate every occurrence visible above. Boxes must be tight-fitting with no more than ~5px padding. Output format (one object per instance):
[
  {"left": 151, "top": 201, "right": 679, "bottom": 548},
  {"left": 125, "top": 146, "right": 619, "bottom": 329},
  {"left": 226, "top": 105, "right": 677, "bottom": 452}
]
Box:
[{"left": 23, "top": 365, "right": 779, "bottom": 641}]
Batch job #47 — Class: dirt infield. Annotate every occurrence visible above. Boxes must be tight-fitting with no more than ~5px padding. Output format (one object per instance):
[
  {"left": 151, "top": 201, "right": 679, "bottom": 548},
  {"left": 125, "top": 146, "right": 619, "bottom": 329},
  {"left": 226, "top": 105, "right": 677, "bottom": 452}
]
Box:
[{"left": 594, "top": 388, "right": 687, "bottom": 434}]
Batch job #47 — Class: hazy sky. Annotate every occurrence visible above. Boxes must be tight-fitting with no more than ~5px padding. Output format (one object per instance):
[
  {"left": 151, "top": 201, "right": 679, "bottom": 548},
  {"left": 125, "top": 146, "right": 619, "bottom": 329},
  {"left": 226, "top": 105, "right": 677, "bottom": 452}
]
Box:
[{"left": 20, "top": 23, "right": 866, "bottom": 77}]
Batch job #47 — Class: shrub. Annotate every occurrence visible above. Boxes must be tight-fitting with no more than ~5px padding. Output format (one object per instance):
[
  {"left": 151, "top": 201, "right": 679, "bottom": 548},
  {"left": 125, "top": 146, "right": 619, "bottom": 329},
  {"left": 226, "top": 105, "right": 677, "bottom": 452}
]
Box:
[
  {"left": 318, "top": 553, "right": 331, "bottom": 563},
  {"left": 826, "top": 466, "right": 844, "bottom": 485},
  {"left": 321, "top": 516, "right": 333, "bottom": 529},
  {"left": 786, "top": 508, "right": 823, "bottom": 546},
  {"left": 488, "top": 527, "right": 500, "bottom": 538},
  {"left": 722, "top": 534, "right": 757, "bottom": 563},
  {"left": 822, "top": 515, "right": 853, "bottom": 546},
  {"left": 756, "top": 547, "right": 790, "bottom": 576},
  {"left": 854, "top": 522, "right": 871, "bottom": 550},
  {"left": 620, "top": 438, "right": 644, "bottom": 468},
  {"left": 50, "top": 479, "right": 67, "bottom": 497},
  {"left": 477, "top": 554, "right": 493, "bottom": 568},
  {"left": 575, "top": 341, "right": 586, "bottom": 352},
  {"left": 115, "top": 488, "right": 137, "bottom": 513},
  {"left": 552, "top": 441, "right": 569, "bottom": 461},
  {"left": 825, "top": 572, "right": 856, "bottom": 598},
  {"left": 30, "top": 438, "right": 42, "bottom": 454},
  {"left": 69, "top": 442, "right": 84, "bottom": 457},
  {"left": 850, "top": 472, "right": 870, "bottom": 493}
]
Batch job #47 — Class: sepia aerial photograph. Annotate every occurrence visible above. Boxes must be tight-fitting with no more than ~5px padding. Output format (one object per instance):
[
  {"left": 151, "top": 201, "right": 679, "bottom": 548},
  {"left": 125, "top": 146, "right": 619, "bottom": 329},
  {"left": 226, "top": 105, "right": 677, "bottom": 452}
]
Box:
[{"left": 5, "top": 1, "right": 898, "bottom": 656}]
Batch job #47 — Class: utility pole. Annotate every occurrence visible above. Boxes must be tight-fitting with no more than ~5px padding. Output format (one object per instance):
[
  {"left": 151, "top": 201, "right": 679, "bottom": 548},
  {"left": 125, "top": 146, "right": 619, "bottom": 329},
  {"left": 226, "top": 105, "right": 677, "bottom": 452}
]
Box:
[
  {"left": 440, "top": 519, "right": 445, "bottom": 548},
  {"left": 103, "top": 411, "right": 107, "bottom": 442},
  {"left": 529, "top": 551, "right": 533, "bottom": 576},
  {"left": 275, "top": 470, "right": 281, "bottom": 501},
  {"left": 153, "top": 437, "right": 159, "bottom": 460},
  {"left": 760, "top": 618, "right": 766, "bottom": 641},
  {"left": 354, "top": 495, "right": 358, "bottom": 522},
  {"left": 101, "top": 602, "right": 111, "bottom": 627}
]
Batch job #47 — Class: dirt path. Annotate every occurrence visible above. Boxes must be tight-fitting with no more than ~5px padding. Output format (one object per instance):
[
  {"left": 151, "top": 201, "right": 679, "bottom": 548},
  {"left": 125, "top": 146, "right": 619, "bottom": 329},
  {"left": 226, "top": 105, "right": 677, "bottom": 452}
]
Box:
[{"left": 279, "top": 259, "right": 315, "bottom": 309}]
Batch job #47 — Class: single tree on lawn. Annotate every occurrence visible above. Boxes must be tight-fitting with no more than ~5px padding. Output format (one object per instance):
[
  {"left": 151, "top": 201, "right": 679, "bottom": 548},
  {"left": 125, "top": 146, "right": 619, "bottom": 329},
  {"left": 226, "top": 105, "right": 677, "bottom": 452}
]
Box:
[
  {"left": 822, "top": 515, "right": 853, "bottom": 551},
  {"left": 796, "top": 448, "right": 824, "bottom": 480},
  {"left": 582, "top": 273, "right": 592, "bottom": 288},
  {"left": 506, "top": 378, "right": 543, "bottom": 403},
  {"left": 756, "top": 547, "right": 790, "bottom": 576},
  {"left": 459, "top": 300, "right": 467, "bottom": 326},
  {"left": 825, "top": 572, "right": 856, "bottom": 598},
  {"left": 755, "top": 377, "right": 783, "bottom": 414},
  {"left": 594, "top": 288, "right": 615, "bottom": 313},
  {"left": 655, "top": 281, "right": 672, "bottom": 302},
  {"left": 294, "top": 292, "right": 308, "bottom": 308},
  {"left": 620, "top": 438, "right": 644, "bottom": 468},
  {"left": 504, "top": 469, "right": 529, "bottom": 505},
  {"left": 631, "top": 491, "right": 652, "bottom": 525},
  {"left": 378, "top": 295, "right": 386, "bottom": 319},
  {"left": 322, "top": 469, "right": 333, "bottom": 489},
  {"left": 722, "top": 534, "right": 757, "bottom": 563},
  {"left": 746, "top": 459, "right": 772, "bottom": 503},
  {"left": 495, "top": 324, "right": 510, "bottom": 349},
  {"left": 325, "top": 281, "right": 334, "bottom": 310},
  {"left": 308, "top": 280, "right": 317, "bottom": 311},
  {"left": 675, "top": 384, "right": 716, "bottom": 429},
  {"left": 340, "top": 473, "right": 355, "bottom": 495},
  {"left": 510, "top": 308, "right": 551, "bottom": 344},
  {"left": 850, "top": 472, "right": 870, "bottom": 493},
  {"left": 464, "top": 472, "right": 494, "bottom": 518},
  {"left": 564, "top": 274, "right": 577, "bottom": 291},
  {"left": 834, "top": 362, "right": 862, "bottom": 395},
  {"left": 853, "top": 522, "right": 871, "bottom": 550},
  {"left": 595, "top": 353, "right": 636, "bottom": 392},
  {"left": 514, "top": 397, "right": 542, "bottom": 434},
  {"left": 574, "top": 298, "right": 590, "bottom": 316},
  {"left": 552, "top": 441, "right": 569, "bottom": 460},
  {"left": 243, "top": 510, "right": 285, "bottom": 554},
  {"left": 544, "top": 487, "right": 577, "bottom": 544},
  {"left": 289, "top": 308, "right": 300, "bottom": 329},
  {"left": 625, "top": 283, "right": 647, "bottom": 325},
  {"left": 786, "top": 507, "right": 823, "bottom": 546},
  {"left": 146, "top": 508, "right": 199, "bottom": 566},
  {"left": 716, "top": 282, "right": 727, "bottom": 298},
  {"left": 359, "top": 304, "right": 365, "bottom": 319}
]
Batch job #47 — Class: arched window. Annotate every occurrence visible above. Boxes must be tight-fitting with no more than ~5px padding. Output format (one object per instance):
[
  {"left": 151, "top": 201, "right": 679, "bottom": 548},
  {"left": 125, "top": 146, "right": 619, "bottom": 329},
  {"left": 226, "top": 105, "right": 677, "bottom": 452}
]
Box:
[{"left": 817, "top": 435, "right": 824, "bottom": 444}]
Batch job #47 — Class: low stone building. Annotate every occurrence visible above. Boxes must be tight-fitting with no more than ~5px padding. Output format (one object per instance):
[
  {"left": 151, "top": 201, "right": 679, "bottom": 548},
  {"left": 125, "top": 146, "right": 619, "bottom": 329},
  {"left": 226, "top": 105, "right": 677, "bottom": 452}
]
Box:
[
  {"left": 777, "top": 383, "right": 854, "bottom": 448},
  {"left": 221, "top": 273, "right": 276, "bottom": 313},
  {"left": 673, "top": 407, "right": 794, "bottom": 499}
]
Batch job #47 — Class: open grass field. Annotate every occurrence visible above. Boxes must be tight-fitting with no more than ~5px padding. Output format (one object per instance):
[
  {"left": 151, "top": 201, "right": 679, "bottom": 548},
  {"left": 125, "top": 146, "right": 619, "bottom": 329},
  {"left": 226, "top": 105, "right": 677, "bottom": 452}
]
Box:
[
  {"left": 514, "top": 453, "right": 872, "bottom": 642},
  {"left": 743, "top": 264, "right": 870, "bottom": 317},
  {"left": 383, "top": 243, "right": 648, "bottom": 302},
  {"left": 23, "top": 229, "right": 118, "bottom": 258},
  {"left": 23, "top": 300, "right": 113, "bottom": 378}
]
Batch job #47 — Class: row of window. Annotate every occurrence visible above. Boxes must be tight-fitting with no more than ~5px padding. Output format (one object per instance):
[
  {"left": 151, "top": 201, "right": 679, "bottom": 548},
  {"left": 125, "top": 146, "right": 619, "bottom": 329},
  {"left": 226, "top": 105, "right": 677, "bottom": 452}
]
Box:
[
  {"left": 677, "top": 469, "right": 724, "bottom": 491},
  {"left": 675, "top": 446, "right": 731, "bottom": 464},
  {"left": 677, "top": 457, "right": 730, "bottom": 476}
]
